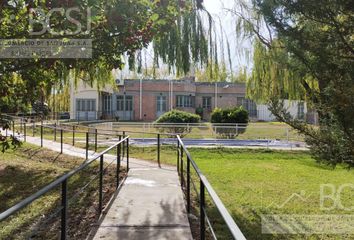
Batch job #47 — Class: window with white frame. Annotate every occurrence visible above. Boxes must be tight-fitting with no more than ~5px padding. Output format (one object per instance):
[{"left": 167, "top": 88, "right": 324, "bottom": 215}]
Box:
[
  {"left": 125, "top": 96, "right": 133, "bottom": 111},
  {"left": 103, "top": 95, "right": 112, "bottom": 112},
  {"left": 116, "top": 95, "right": 133, "bottom": 111},
  {"left": 156, "top": 96, "right": 167, "bottom": 112},
  {"left": 176, "top": 95, "right": 194, "bottom": 108},
  {"left": 76, "top": 99, "right": 96, "bottom": 111},
  {"left": 202, "top": 97, "right": 211, "bottom": 109}
]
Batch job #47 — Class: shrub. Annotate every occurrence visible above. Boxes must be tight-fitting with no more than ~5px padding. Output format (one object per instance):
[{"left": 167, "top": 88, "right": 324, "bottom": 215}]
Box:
[
  {"left": 155, "top": 110, "right": 201, "bottom": 137},
  {"left": 210, "top": 107, "right": 249, "bottom": 138}
]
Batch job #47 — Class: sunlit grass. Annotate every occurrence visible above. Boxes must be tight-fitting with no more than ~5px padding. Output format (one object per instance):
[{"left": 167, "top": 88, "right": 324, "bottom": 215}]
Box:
[{"left": 129, "top": 146, "right": 354, "bottom": 239}]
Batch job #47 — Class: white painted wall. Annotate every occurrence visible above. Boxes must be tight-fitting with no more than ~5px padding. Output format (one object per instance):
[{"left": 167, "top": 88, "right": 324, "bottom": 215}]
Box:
[
  {"left": 70, "top": 80, "right": 115, "bottom": 120},
  {"left": 256, "top": 100, "right": 307, "bottom": 121}
]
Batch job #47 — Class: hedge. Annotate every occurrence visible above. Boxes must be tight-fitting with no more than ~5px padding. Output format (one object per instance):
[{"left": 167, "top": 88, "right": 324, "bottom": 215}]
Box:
[
  {"left": 210, "top": 107, "right": 249, "bottom": 138},
  {"left": 155, "top": 110, "right": 200, "bottom": 137}
]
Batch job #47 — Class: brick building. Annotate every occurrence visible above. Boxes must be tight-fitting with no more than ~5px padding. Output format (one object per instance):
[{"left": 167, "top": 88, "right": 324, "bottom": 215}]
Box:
[{"left": 70, "top": 78, "right": 312, "bottom": 122}]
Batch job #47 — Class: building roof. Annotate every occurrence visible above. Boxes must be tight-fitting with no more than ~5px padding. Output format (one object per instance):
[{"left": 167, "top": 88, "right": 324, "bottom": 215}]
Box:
[{"left": 123, "top": 78, "right": 246, "bottom": 88}]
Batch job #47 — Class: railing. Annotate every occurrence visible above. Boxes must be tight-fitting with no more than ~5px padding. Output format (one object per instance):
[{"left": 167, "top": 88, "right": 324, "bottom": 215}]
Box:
[
  {"left": 2, "top": 113, "right": 307, "bottom": 142},
  {"left": 177, "top": 136, "right": 246, "bottom": 240},
  {"left": 2, "top": 114, "right": 246, "bottom": 239},
  {"left": 0, "top": 134, "right": 130, "bottom": 240},
  {"left": 99, "top": 121, "right": 303, "bottom": 142},
  {"left": 2, "top": 114, "right": 124, "bottom": 161}
]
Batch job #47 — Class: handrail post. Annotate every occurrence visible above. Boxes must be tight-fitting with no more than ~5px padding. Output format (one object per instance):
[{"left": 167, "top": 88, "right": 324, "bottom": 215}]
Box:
[
  {"left": 12, "top": 120, "right": 15, "bottom": 135},
  {"left": 187, "top": 155, "right": 191, "bottom": 213},
  {"left": 72, "top": 125, "right": 75, "bottom": 146},
  {"left": 122, "top": 131, "right": 125, "bottom": 161},
  {"left": 95, "top": 128, "right": 98, "bottom": 152},
  {"left": 177, "top": 140, "right": 180, "bottom": 174},
  {"left": 23, "top": 122, "right": 26, "bottom": 142},
  {"left": 180, "top": 145, "right": 184, "bottom": 188},
  {"left": 85, "top": 132, "right": 89, "bottom": 160},
  {"left": 157, "top": 134, "right": 161, "bottom": 168},
  {"left": 61, "top": 179, "right": 68, "bottom": 240},
  {"left": 40, "top": 122, "right": 43, "bottom": 147},
  {"left": 99, "top": 155, "right": 104, "bottom": 215},
  {"left": 117, "top": 136, "right": 122, "bottom": 189},
  {"left": 60, "top": 129, "right": 63, "bottom": 154},
  {"left": 32, "top": 121, "right": 35, "bottom": 137},
  {"left": 54, "top": 122, "right": 57, "bottom": 141},
  {"left": 127, "top": 138, "right": 129, "bottom": 172},
  {"left": 200, "top": 180, "right": 205, "bottom": 240}
]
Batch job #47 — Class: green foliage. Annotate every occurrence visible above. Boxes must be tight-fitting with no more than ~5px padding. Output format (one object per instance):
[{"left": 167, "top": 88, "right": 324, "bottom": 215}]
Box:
[
  {"left": 0, "top": 115, "right": 21, "bottom": 153},
  {"left": 155, "top": 110, "right": 200, "bottom": 136},
  {"left": 210, "top": 107, "right": 249, "bottom": 138},
  {"left": 156, "top": 110, "right": 201, "bottom": 124},
  {"left": 210, "top": 107, "right": 249, "bottom": 124},
  {"left": 0, "top": 0, "right": 212, "bottom": 113},
  {"left": 247, "top": 40, "right": 312, "bottom": 103},
  {"left": 230, "top": 67, "right": 248, "bottom": 83},
  {"left": 152, "top": 1, "right": 211, "bottom": 76},
  {"left": 195, "top": 61, "right": 228, "bottom": 82},
  {"left": 233, "top": 0, "right": 354, "bottom": 167}
]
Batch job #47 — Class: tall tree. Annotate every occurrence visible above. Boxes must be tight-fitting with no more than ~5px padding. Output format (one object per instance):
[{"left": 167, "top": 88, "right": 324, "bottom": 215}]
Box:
[
  {"left": 232, "top": 0, "right": 354, "bottom": 167},
  {"left": 0, "top": 0, "right": 212, "bottom": 150}
]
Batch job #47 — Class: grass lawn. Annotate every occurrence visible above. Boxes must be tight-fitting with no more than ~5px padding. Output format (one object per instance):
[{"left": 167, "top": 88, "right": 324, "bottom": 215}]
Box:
[
  {"left": 129, "top": 146, "right": 354, "bottom": 239},
  {"left": 0, "top": 144, "right": 125, "bottom": 240},
  {"left": 110, "top": 122, "right": 305, "bottom": 141}
]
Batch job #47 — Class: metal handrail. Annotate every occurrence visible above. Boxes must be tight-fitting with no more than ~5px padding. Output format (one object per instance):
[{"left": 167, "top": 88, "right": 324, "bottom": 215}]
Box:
[
  {"left": 4, "top": 113, "right": 248, "bottom": 138},
  {"left": 58, "top": 122, "right": 178, "bottom": 137},
  {"left": 177, "top": 135, "right": 246, "bottom": 240},
  {"left": 0, "top": 136, "right": 129, "bottom": 222},
  {"left": 3, "top": 114, "right": 246, "bottom": 239}
]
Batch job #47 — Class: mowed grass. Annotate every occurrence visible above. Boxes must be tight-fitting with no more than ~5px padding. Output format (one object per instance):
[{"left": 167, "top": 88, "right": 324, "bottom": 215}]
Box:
[
  {"left": 111, "top": 122, "right": 305, "bottom": 141},
  {"left": 130, "top": 146, "right": 354, "bottom": 239},
  {"left": 0, "top": 144, "right": 124, "bottom": 240}
]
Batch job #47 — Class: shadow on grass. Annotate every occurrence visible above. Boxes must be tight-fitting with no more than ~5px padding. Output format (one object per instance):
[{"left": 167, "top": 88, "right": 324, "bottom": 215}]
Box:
[{"left": 0, "top": 158, "right": 125, "bottom": 239}]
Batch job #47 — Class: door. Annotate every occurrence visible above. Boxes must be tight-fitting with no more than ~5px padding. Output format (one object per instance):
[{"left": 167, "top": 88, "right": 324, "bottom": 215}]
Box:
[
  {"left": 103, "top": 94, "right": 112, "bottom": 118},
  {"left": 156, "top": 95, "right": 167, "bottom": 118},
  {"left": 116, "top": 95, "right": 134, "bottom": 120}
]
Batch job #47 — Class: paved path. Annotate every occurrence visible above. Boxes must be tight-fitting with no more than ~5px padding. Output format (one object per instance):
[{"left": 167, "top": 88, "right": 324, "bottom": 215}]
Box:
[
  {"left": 2, "top": 130, "right": 193, "bottom": 239},
  {"left": 91, "top": 167, "right": 192, "bottom": 239}
]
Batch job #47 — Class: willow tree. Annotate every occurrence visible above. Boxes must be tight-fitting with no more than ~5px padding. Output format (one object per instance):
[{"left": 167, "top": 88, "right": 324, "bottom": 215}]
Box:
[
  {"left": 232, "top": 0, "right": 354, "bottom": 167},
  {"left": 0, "top": 0, "right": 213, "bottom": 150}
]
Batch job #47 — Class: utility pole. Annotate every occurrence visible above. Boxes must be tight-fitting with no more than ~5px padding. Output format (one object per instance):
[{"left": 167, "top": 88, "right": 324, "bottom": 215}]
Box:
[
  {"left": 214, "top": 82, "right": 218, "bottom": 108},
  {"left": 139, "top": 76, "right": 142, "bottom": 120}
]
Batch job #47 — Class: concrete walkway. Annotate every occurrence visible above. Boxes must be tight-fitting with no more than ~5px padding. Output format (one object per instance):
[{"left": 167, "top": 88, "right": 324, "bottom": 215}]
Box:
[
  {"left": 91, "top": 167, "right": 192, "bottom": 239},
  {"left": 2, "top": 130, "right": 193, "bottom": 239}
]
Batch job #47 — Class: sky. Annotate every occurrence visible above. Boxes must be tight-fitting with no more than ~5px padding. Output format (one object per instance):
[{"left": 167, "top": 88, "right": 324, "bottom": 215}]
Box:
[
  {"left": 203, "top": 0, "right": 253, "bottom": 72},
  {"left": 204, "top": 0, "right": 233, "bottom": 14},
  {"left": 122, "top": 0, "right": 253, "bottom": 79}
]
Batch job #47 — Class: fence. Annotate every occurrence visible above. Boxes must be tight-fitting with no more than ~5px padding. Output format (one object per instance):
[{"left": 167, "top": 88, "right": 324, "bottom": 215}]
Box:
[
  {"left": 0, "top": 133, "right": 129, "bottom": 239},
  {"left": 1, "top": 114, "right": 247, "bottom": 239},
  {"left": 91, "top": 121, "right": 305, "bottom": 142},
  {"left": 3, "top": 112, "right": 307, "bottom": 142}
]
